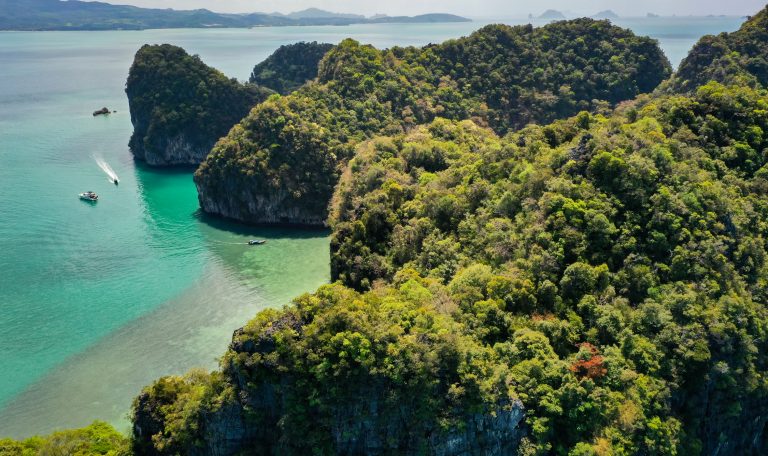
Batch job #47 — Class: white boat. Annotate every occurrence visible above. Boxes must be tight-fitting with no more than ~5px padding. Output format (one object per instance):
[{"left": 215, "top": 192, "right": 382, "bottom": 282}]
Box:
[{"left": 79, "top": 191, "right": 98, "bottom": 202}]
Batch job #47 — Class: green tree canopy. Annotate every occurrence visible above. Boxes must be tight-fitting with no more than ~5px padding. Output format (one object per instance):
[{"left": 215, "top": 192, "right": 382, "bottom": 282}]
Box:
[{"left": 194, "top": 19, "right": 671, "bottom": 225}]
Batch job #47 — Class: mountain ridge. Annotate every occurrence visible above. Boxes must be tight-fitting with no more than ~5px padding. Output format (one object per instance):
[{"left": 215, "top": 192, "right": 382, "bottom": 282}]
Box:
[
  {"left": 275, "top": 8, "right": 366, "bottom": 20},
  {"left": 0, "top": 0, "right": 470, "bottom": 31},
  {"left": 593, "top": 10, "right": 620, "bottom": 19},
  {"left": 539, "top": 9, "right": 566, "bottom": 19}
]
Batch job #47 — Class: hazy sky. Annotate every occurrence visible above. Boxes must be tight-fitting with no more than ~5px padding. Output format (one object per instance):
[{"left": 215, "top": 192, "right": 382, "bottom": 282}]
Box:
[{"left": 95, "top": 0, "right": 766, "bottom": 18}]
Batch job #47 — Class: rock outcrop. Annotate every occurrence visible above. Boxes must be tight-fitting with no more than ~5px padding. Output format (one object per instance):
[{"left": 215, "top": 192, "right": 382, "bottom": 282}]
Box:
[
  {"left": 92, "top": 107, "right": 110, "bottom": 116},
  {"left": 196, "top": 185, "right": 329, "bottom": 226},
  {"left": 193, "top": 20, "right": 671, "bottom": 226},
  {"left": 131, "top": 133, "right": 211, "bottom": 167},
  {"left": 134, "top": 381, "right": 525, "bottom": 456},
  {"left": 125, "top": 44, "right": 270, "bottom": 166},
  {"left": 132, "top": 283, "right": 527, "bottom": 455}
]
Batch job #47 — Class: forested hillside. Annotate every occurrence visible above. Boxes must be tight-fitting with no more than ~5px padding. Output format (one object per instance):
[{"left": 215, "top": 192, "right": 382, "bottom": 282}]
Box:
[
  {"left": 194, "top": 19, "right": 671, "bottom": 225},
  {"left": 250, "top": 42, "right": 334, "bottom": 94},
  {"left": 330, "top": 83, "right": 768, "bottom": 453},
  {"left": 126, "top": 44, "right": 271, "bottom": 165},
  {"left": 671, "top": 8, "right": 768, "bottom": 92},
  {"left": 126, "top": 42, "right": 341, "bottom": 166},
  {"left": 134, "top": 80, "right": 768, "bottom": 455}
]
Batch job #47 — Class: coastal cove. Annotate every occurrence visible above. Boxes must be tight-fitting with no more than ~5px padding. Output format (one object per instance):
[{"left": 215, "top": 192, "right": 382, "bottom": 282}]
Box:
[{"left": 0, "top": 17, "right": 744, "bottom": 439}]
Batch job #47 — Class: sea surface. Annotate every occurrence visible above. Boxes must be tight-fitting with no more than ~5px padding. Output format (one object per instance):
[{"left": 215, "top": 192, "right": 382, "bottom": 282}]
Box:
[{"left": 0, "top": 16, "right": 743, "bottom": 438}]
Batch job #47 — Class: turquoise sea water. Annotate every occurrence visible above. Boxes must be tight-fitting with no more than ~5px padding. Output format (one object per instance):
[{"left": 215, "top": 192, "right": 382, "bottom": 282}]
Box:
[{"left": 0, "top": 17, "right": 743, "bottom": 438}]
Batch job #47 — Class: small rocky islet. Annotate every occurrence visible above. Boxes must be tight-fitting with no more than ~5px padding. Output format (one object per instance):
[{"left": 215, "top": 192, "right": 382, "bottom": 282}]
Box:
[{"left": 92, "top": 107, "right": 114, "bottom": 116}]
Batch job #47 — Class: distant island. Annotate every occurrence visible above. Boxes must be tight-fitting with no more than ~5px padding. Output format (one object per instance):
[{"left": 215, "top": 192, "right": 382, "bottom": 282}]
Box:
[
  {"left": 271, "top": 8, "right": 366, "bottom": 21},
  {"left": 592, "top": 10, "right": 620, "bottom": 20},
  {"left": 538, "top": 9, "right": 567, "bottom": 20},
  {"left": 0, "top": 0, "right": 470, "bottom": 31}
]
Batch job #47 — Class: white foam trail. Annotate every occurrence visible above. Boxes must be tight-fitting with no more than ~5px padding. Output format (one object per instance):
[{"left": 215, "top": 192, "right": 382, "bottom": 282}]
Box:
[{"left": 93, "top": 155, "right": 119, "bottom": 183}]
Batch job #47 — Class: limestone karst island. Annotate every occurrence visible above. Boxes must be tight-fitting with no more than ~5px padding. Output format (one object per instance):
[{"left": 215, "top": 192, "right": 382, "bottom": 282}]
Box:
[{"left": 1, "top": 1, "right": 768, "bottom": 455}]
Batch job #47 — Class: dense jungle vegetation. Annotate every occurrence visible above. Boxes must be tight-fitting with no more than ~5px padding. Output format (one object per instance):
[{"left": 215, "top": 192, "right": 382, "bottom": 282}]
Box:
[
  {"left": 127, "top": 42, "right": 338, "bottom": 165},
  {"left": 194, "top": 19, "right": 671, "bottom": 224},
  {"left": 136, "top": 81, "right": 768, "bottom": 455},
  {"left": 249, "top": 42, "right": 335, "bottom": 94},
  {"left": 133, "top": 8, "right": 768, "bottom": 455},
  {"left": 126, "top": 44, "right": 271, "bottom": 164},
  {"left": 329, "top": 82, "right": 768, "bottom": 454}
]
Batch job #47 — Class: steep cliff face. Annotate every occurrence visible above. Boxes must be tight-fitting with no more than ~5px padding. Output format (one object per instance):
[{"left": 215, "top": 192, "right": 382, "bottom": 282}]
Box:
[
  {"left": 130, "top": 133, "right": 212, "bottom": 166},
  {"left": 132, "top": 284, "right": 527, "bottom": 455},
  {"left": 132, "top": 377, "right": 252, "bottom": 456},
  {"left": 126, "top": 44, "right": 270, "bottom": 166},
  {"left": 693, "top": 387, "right": 768, "bottom": 455},
  {"left": 133, "top": 377, "right": 525, "bottom": 456},
  {"left": 196, "top": 185, "right": 329, "bottom": 226},
  {"left": 193, "top": 91, "right": 345, "bottom": 227},
  {"left": 194, "top": 20, "right": 671, "bottom": 226}
]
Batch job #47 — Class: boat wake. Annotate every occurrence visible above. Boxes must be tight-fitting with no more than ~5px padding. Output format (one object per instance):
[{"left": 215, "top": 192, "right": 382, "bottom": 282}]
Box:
[{"left": 94, "top": 155, "right": 119, "bottom": 184}]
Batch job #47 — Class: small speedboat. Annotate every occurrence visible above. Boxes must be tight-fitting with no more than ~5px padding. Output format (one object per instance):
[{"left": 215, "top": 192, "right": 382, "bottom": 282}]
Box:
[
  {"left": 248, "top": 240, "right": 266, "bottom": 245},
  {"left": 79, "top": 191, "right": 98, "bottom": 202},
  {"left": 112, "top": 177, "right": 119, "bottom": 185}
]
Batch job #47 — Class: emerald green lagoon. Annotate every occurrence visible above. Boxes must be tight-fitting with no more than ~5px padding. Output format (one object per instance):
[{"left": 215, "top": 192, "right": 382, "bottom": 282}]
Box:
[{"left": 0, "top": 17, "right": 743, "bottom": 438}]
